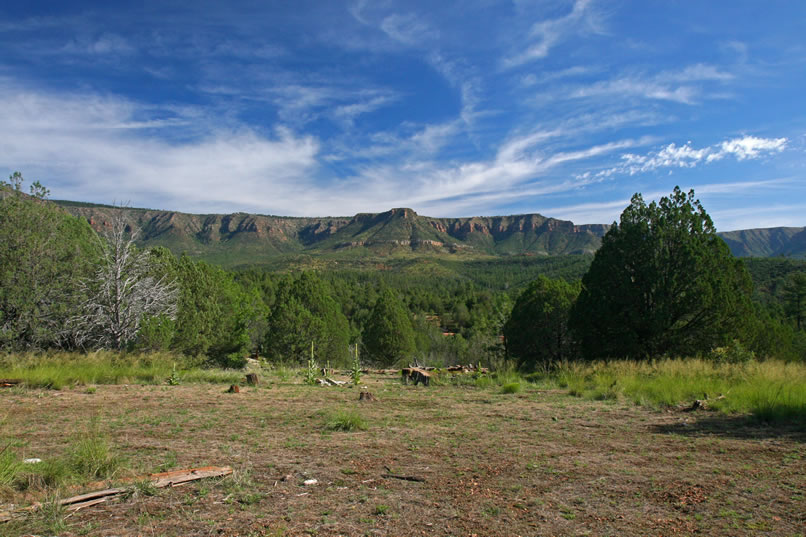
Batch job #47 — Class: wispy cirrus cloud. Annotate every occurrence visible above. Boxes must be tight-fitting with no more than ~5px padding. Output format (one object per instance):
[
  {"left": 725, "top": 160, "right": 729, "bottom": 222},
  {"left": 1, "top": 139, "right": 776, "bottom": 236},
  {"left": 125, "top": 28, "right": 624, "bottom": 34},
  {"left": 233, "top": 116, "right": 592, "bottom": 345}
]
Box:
[
  {"left": 503, "top": 0, "right": 596, "bottom": 68},
  {"left": 62, "top": 33, "right": 135, "bottom": 55},
  {"left": 568, "top": 64, "right": 734, "bottom": 104}
]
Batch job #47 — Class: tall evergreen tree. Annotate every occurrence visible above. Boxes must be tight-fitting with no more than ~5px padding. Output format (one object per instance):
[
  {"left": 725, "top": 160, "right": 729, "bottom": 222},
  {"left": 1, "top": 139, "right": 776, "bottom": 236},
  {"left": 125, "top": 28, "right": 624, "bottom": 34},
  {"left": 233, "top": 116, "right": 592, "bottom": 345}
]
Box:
[
  {"left": 504, "top": 276, "right": 580, "bottom": 369},
  {"left": 0, "top": 173, "right": 98, "bottom": 349},
  {"left": 783, "top": 272, "right": 806, "bottom": 330},
  {"left": 264, "top": 272, "right": 350, "bottom": 365},
  {"left": 570, "top": 187, "right": 753, "bottom": 359},
  {"left": 363, "top": 289, "right": 416, "bottom": 366}
]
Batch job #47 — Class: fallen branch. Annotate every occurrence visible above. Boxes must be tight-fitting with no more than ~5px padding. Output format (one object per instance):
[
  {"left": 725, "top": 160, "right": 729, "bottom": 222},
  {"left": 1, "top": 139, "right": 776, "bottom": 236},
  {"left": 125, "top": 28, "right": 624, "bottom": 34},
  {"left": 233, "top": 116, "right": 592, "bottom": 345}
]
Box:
[
  {"left": 381, "top": 473, "right": 426, "bottom": 482},
  {"left": 381, "top": 466, "right": 426, "bottom": 482},
  {"left": 0, "top": 466, "right": 233, "bottom": 523}
]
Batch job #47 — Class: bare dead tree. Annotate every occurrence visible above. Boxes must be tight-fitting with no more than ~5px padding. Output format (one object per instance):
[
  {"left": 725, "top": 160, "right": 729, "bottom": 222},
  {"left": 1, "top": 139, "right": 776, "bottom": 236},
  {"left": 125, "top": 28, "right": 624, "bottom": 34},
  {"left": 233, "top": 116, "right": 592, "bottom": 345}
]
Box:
[{"left": 71, "top": 207, "right": 178, "bottom": 350}]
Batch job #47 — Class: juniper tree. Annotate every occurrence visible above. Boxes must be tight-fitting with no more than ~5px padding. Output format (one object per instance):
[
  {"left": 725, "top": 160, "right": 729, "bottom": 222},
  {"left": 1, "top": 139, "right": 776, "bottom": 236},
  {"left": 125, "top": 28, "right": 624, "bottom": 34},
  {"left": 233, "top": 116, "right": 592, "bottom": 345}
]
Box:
[{"left": 570, "top": 187, "right": 752, "bottom": 359}]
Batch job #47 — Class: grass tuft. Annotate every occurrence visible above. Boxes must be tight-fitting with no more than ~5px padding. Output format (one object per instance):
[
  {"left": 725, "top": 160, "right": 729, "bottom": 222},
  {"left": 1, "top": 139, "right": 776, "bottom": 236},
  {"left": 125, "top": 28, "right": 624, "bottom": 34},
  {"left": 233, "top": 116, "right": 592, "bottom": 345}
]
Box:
[
  {"left": 325, "top": 409, "right": 368, "bottom": 432},
  {"left": 67, "top": 425, "right": 121, "bottom": 480},
  {"left": 0, "top": 444, "right": 21, "bottom": 493},
  {"left": 500, "top": 382, "right": 522, "bottom": 394}
]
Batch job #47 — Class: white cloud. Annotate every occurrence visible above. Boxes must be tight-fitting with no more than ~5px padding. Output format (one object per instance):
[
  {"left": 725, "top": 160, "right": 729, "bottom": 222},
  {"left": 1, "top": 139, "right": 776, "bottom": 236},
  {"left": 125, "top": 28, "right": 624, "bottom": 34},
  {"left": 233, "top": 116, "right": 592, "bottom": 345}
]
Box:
[
  {"left": 588, "top": 135, "right": 788, "bottom": 178},
  {"left": 0, "top": 81, "right": 320, "bottom": 212},
  {"left": 717, "top": 135, "right": 788, "bottom": 160}
]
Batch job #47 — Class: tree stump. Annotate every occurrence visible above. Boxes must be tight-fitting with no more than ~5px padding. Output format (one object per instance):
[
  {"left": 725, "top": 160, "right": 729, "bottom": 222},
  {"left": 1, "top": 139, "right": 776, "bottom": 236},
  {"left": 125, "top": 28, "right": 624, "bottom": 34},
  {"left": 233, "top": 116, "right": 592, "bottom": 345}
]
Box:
[
  {"left": 359, "top": 392, "right": 377, "bottom": 402},
  {"left": 245, "top": 373, "right": 258, "bottom": 385},
  {"left": 227, "top": 384, "right": 240, "bottom": 393}
]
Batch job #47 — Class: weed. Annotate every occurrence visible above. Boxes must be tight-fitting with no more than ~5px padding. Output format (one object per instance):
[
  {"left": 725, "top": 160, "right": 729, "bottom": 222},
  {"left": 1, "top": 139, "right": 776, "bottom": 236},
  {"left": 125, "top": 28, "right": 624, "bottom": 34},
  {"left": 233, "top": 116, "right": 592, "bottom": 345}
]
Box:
[
  {"left": 351, "top": 345, "right": 362, "bottom": 386},
  {"left": 325, "top": 410, "right": 367, "bottom": 432},
  {"left": 374, "top": 504, "right": 389, "bottom": 515},
  {"left": 166, "top": 363, "right": 181, "bottom": 385},
  {"left": 305, "top": 343, "right": 318, "bottom": 386},
  {"left": 30, "top": 494, "right": 67, "bottom": 535},
  {"left": 133, "top": 479, "right": 158, "bottom": 497},
  {"left": 482, "top": 504, "right": 501, "bottom": 517}
]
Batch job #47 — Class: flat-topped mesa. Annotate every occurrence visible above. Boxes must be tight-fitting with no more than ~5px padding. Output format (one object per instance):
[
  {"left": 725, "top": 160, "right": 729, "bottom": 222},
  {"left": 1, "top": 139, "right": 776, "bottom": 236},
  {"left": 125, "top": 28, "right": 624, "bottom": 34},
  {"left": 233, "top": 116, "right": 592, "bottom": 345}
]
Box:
[{"left": 388, "top": 207, "right": 417, "bottom": 219}]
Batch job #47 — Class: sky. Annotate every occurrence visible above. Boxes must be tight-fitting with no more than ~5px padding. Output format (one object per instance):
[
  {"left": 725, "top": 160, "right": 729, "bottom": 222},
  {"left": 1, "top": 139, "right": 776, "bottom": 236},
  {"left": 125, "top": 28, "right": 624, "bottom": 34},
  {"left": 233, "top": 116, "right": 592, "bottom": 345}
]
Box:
[{"left": 1, "top": 1, "right": 805, "bottom": 230}]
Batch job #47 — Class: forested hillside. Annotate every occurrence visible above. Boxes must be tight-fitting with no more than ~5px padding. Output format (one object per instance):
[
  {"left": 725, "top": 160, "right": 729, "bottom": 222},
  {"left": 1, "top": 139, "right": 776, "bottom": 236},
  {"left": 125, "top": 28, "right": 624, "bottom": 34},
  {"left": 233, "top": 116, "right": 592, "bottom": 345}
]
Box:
[{"left": 56, "top": 201, "right": 806, "bottom": 266}]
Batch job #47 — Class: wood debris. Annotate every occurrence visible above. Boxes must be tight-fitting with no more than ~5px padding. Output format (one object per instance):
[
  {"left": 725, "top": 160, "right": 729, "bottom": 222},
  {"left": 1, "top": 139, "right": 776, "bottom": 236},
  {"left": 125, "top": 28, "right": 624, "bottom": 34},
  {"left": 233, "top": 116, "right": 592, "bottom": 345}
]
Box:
[
  {"left": 0, "top": 379, "right": 22, "bottom": 388},
  {"left": 317, "top": 378, "right": 347, "bottom": 386},
  {"left": 0, "top": 466, "right": 233, "bottom": 523}
]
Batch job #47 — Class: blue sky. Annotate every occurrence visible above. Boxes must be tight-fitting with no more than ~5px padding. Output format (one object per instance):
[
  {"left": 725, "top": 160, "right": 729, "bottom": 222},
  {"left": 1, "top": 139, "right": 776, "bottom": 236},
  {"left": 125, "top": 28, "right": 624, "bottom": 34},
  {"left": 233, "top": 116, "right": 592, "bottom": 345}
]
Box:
[{"left": 1, "top": 1, "right": 804, "bottom": 230}]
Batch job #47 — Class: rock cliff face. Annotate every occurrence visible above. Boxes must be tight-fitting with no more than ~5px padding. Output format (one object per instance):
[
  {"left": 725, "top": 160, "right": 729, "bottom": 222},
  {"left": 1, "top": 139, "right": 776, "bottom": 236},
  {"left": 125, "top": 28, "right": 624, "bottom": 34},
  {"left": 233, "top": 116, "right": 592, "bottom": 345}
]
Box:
[
  {"left": 55, "top": 201, "right": 806, "bottom": 266},
  {"left": 58, "top": 203, "right": 608, "bottom": 262}
]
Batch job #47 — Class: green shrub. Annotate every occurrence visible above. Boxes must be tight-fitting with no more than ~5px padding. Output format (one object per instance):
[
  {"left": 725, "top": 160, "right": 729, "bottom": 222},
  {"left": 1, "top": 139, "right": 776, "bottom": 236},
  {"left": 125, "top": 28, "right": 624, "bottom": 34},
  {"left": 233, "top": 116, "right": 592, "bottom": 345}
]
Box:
[
  {"left": 709, "top": 339, "right": 755, "bottom": 364},
  {"left": 501, "top": 382, "right": 522, "bottom": 394}
]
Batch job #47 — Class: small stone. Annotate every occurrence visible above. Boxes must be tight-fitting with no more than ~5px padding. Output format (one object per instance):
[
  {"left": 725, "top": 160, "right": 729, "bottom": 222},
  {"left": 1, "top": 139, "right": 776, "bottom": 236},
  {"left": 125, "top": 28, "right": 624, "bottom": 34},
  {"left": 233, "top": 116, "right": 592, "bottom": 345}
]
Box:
[
  {"left": 303, "top": 479, "right": 318, "bottom": 486},
  {"left": 23, "top": 458, "right": 42, "bottom": 464}
]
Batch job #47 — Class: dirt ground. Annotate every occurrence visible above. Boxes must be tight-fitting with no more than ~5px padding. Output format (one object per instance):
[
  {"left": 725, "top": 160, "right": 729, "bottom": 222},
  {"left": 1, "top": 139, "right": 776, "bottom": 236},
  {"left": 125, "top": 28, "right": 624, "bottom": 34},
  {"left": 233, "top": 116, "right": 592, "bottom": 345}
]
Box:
[{"left": 2, "top": 373, "right": 804, "bottom": 537}]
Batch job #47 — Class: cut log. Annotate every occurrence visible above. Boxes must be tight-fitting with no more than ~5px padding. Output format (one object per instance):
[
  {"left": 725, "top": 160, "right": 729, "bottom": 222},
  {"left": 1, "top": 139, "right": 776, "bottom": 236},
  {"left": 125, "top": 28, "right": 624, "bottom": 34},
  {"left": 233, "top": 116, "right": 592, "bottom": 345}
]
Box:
[
  {"left": 227, "top": 384, "right": 240, "bottom": 393},
  {"left": 150, "top": 466, "right": 233, "bottom": 488},
  {"left": 0, "top": 379, "right": 22, "bottom": 388}
]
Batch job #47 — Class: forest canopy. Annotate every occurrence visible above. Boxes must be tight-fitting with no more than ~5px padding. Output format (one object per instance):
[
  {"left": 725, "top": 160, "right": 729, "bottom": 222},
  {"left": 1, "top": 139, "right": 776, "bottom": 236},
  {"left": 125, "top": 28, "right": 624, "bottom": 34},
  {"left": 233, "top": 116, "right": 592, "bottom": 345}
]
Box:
[{"left": 1, "top": 176, "right": 804, "bottom": 367}]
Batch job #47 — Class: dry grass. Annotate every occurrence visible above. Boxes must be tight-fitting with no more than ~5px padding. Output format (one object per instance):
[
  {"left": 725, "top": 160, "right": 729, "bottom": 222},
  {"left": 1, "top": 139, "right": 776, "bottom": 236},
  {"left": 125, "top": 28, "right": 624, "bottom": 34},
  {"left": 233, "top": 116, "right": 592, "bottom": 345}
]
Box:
[{"left": 1, "top": 372, "right": 804, "bottom": 536}]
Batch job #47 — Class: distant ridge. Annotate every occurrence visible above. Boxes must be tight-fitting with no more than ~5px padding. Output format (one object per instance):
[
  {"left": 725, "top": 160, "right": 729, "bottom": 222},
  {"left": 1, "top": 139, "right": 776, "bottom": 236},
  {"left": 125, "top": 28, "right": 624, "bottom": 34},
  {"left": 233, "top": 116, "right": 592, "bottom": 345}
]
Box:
[
  {"left": 55, "top": 202, "right": 806, "bottom": 266},
  {"left": 719, "top": 227, "right": 806, "bottom": 258}
]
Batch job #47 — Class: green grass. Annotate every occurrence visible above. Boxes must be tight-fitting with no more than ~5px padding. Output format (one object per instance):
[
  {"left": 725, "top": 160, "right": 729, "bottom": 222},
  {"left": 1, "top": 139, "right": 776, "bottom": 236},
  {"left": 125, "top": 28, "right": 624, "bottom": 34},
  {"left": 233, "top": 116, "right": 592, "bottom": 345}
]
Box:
[
  {"left": 500, "top": 382, "right": 522, "bottom": 394},
  {"left": 553, "top": 358, "right": 806, "bottom": 423},
  {"left": 0, "top": 351, "right": 244, "bottom": 389},
  {"left": 2, "top": 420, "right": 124, "bottom": 497},
  {"left": 325, "top": 409, "right": 368, "bottom": 432},
  {"left": 0, "top": 443, "right": 20, "bottom": 492}
]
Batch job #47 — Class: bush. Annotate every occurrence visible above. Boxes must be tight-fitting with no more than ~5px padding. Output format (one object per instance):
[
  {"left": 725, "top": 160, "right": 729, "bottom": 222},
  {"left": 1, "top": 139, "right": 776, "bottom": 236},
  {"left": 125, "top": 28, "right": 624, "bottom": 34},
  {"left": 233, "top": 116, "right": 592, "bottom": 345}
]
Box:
[
  {"left": 500, "top": 382, "right": 522, "bottom": 394},
  {"left": 709, "top": 339, "right": 755, "bottom": 364}
]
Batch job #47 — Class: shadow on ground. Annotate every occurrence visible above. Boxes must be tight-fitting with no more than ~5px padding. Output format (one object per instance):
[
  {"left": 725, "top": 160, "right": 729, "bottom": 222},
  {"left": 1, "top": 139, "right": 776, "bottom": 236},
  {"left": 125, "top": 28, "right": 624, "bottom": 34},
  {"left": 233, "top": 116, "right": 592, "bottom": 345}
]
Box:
[{"left": 652, "top": 412, "right": 806, "bottom": 442}]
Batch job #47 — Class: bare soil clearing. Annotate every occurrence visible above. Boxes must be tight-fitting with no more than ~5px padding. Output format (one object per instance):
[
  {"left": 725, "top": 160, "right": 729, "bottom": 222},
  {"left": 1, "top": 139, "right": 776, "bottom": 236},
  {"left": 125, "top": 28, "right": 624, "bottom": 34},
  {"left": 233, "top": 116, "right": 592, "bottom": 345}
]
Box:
[{"left": 2, "top": 375, "right": 804, "bottom": 536}]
